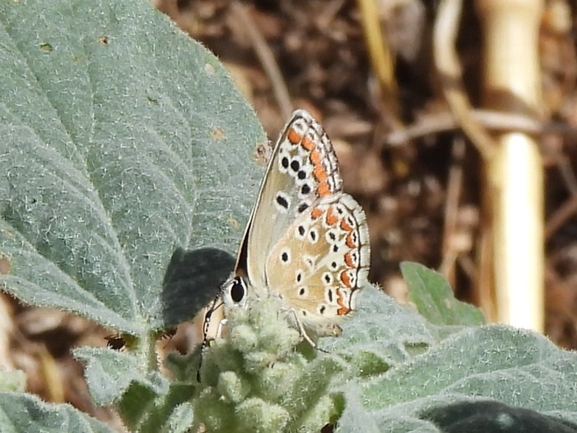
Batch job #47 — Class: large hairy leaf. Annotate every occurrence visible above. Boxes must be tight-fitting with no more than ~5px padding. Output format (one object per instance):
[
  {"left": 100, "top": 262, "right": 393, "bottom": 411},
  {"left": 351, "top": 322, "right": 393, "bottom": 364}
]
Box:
[
  {"left": 0, "top": 0, "right": 265, "bottom": 335},
  {"left": 0, "top": 392, "right": 115, "bottom": 433}
]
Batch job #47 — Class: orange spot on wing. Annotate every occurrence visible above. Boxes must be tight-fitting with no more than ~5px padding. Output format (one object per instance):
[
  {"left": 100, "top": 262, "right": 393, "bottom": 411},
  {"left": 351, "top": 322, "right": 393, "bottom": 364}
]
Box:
[
  {"left": 287, "top": 128, "right": 301, "bottom": 144},
  {"left": 325, "top": 207, "right": 338, "bottom": 225},
  {"left": 301, "top": 136, "right": 315, "bottom": 151},
  {"left": 318, "top": 181, "right": 330, "bottom": 197},
  {"left": 345, "top": 232, "right": 358, "bottom": 248},
  {"left": 340, "top": 217, "right": 353, "bottom": 232},
  {"left": 336, "top": 289, "right": 350, "bottom": 315},
  {"left": 340, "top": 270, "right": 352, "bottom": 287},
  {"left": 313, "top": 165, "right": 327, "bottom": 182},
  {"left": 344, "top": 252, "right": 356, "bottom": 268},
  {"left": 310, "top": 150, "right": 321, "bottom": 165},
  {"left": 311, "top": 207, "right": 323, "bottom": 220}
]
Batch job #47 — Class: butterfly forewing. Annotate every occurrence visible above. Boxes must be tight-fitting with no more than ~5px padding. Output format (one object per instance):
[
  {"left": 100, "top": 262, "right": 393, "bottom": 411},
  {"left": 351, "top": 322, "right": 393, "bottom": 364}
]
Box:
[{"left": 239, "top": 110, "right": 343, "bottom": 294}]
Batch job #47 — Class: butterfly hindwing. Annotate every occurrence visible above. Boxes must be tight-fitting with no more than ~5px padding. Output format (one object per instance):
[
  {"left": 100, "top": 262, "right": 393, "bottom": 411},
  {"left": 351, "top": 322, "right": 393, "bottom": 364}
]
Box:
[{"left": 265, "top": 193, "right": 370, "bottom": 336}]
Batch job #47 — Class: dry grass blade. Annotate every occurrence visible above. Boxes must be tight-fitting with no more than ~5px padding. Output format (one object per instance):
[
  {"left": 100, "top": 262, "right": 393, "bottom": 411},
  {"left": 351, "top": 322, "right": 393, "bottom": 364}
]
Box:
[
  {"left": 433, "top": 0, "right": 497, "bottom": 160},
  {"left": 229, "top": 1, "right": 293, "bottom": 119},
  {"left": 384, "top": 109, "right": 577, "bottom": 147},
  {"left": 356, "top": 0, "right": 400, "bottom": 125},
  {"left": 440, "top": 137, "right": 466, "bottom": 284},
  {"left": 476, "top": 0, "right": 545, "bottom": 332}
]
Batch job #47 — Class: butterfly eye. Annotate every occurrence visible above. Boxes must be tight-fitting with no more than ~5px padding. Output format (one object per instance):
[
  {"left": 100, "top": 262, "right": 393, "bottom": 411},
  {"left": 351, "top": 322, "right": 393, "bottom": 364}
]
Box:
[
  {"left": 230, "top": 278, "right": 246, "bottom": 303},
  {"left": 223, "top": 276, "right": 247, "bottom": 306}
]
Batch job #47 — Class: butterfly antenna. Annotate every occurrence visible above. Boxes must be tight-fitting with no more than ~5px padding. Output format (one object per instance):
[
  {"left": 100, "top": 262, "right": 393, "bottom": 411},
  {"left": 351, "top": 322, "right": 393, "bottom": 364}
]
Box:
[{"left": 197, "top": 296, "right": 224, "bottom": 382}]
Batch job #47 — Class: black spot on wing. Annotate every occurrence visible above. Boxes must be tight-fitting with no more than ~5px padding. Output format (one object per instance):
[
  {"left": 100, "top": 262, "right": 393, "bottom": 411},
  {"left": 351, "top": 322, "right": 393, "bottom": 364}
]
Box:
[{"left": 276, "top": 194, "right": 289, "bottom": 209}]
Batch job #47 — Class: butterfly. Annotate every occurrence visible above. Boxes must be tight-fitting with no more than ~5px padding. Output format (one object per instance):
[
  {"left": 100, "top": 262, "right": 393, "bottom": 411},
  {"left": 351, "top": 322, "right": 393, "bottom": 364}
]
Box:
[{"left": 215, "top": 109, "right": 370, "bottom": 344}]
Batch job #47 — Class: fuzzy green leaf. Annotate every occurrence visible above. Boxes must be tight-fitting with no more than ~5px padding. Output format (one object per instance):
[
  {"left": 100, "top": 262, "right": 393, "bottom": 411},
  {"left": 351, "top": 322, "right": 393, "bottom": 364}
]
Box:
[
  {"left": 192, "top": 296, "right": 346, "bottom": 433},
  {"left": 74, "top": 347, "right": 168, "bottom": 406},
  {"left": 401, "top": 262, "right": 485, "bottom": 326},
  {"left": 75, "top": 346, "right": 198, "bottom": 432},
  {"left": 173, "top": 271, "right": 577, "bottom": 433},
  {"left": 125, "top": 384, "right": 197, "bottom": 433},
  {"left": 321, "top": 285, "right": 435, "bottom": 376},
  {"left": 0, "top": 392, "right": 115, "bottom": 433},
  {"left": 0, "top": 0, "right": 265, "bottom": 335},
  {"left": 160, "top": 402, "right": 195, "bottom": 433},
  {"left": 336, "top": 324, "right": 577, "bottom": 431}
]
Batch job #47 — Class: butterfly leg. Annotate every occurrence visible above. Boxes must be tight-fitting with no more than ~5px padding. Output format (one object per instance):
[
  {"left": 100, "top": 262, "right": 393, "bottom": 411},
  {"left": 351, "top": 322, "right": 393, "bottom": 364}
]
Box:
[{"left": 289, "top": 308, "right": 333, "bottom": 353}]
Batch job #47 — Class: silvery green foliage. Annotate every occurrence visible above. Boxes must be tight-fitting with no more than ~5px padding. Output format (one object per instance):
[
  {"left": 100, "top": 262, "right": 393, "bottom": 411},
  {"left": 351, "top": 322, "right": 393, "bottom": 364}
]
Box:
[
  {"left": 176, "top": 266, "right": 577, "bottom": 433},
  {"left": 189, "top": 295, "right": 346, "bottom": 433},
  {"left": 0, "top": 0, "right": 265, "bottom": 337},
  {"left": 0, "top": 0, "right": 263, "bottom": 431}
]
